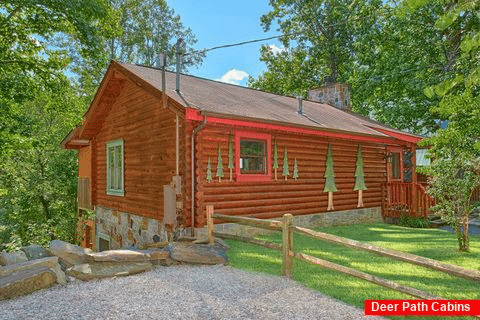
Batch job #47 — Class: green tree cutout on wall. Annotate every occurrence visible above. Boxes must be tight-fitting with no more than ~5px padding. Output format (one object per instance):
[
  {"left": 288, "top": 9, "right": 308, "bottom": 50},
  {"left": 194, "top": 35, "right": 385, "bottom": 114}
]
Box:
[
  {"left": 216, "top": 144, "right": 224, "bottom": 182},
  {"left": 206, "top": 158, "right": 212, "bottom": 183},
  {"left": 293, "top": 158, "right": 299, "bottom": 181},
  {"left": 228, "top": 135, "right": 234, "bottom": 181},
  {"left": 354, "top": 145, "right": 367, "bottom": 208},
  {"left": 324, "top": 144, "right": 337, "bottom": 210},
  {"left": 282, "top": 146, "right": 289, "bottom": 181},
  {"left": 273, "top": 140, "right": 279, "bottom": 180}
]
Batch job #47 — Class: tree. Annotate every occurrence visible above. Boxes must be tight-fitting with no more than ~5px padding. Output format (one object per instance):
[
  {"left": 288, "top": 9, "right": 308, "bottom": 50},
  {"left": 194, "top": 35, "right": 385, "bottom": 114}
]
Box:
[
  {"left": 0, "top": 82, "right": 85, "bottom": 248},
  {"left": 282, "top": 146, "right": 290, "bottom": 180},
  {"left": 414, "top": 0, "right": 480, "bottom": 252},
  {"left": 216, "top": 144, "right": 224, "bottom": 182},
  {"left": 109, "top": 0, "right": 203, "bottom": 68},
  {"left": 273, "top": 140, "right": 279, "bottom": 180},
  {"left": 354, "top": 145, "right": 367, "bottom": 207},
  {"left": 293, "top": 158, "right": 299, "bottom": 181},
  {"left": 324, "top": 144, "right": 337, "bottom": 210},
  {"left": 228, "top": 135, "right": 234, "bottom": 181},
  {"left": 250, "top": 0, "right": 384, "bottom": 96},
  {"left": 206, "top": 158, "right": 213, "bottom": 183}
]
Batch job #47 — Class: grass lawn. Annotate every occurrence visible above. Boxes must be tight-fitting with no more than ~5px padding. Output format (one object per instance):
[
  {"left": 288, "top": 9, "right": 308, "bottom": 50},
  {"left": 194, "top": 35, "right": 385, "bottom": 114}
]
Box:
[{"left": 224, "top": 223, "right": 480, "bottom": 320}]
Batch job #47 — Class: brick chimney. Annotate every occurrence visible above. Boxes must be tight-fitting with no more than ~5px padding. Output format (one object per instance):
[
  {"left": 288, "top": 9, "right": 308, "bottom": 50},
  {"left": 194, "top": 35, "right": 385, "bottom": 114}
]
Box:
[{"left": 308, "top": 83, "right": 351, "bottom": 111}]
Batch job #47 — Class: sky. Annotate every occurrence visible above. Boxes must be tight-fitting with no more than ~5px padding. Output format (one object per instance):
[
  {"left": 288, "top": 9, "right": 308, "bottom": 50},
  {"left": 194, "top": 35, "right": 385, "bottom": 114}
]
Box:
[{"left": 168, "top": 0, "right": 282, "bottom": 86}]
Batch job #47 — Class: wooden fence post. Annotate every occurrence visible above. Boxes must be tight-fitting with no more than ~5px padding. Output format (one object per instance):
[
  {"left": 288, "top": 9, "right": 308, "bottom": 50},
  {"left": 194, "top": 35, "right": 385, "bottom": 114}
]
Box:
[
  {"left": 282, "top": 214, "right": 293, "bottom": 278},
  {"left": 206, "top": 205, "right": 214, "bottom": 245}
]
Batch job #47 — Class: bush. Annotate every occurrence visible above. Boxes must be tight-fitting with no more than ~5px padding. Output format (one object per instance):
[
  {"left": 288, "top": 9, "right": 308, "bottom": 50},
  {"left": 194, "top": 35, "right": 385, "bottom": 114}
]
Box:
[{"left": 399, "top": 215, "right": 431, "bottom": 228}]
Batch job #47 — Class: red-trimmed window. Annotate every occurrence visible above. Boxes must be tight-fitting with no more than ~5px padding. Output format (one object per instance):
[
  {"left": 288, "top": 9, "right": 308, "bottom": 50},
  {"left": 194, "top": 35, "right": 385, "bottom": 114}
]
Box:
[{"left": 235, "top": 131, "right": 272, "bottom": 182}]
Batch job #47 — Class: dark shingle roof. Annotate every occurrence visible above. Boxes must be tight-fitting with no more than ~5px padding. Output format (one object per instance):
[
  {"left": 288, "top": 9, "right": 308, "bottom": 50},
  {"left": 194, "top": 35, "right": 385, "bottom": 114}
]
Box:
[{"left": 117, "top": 62, "right": 423, "bottom": 141}]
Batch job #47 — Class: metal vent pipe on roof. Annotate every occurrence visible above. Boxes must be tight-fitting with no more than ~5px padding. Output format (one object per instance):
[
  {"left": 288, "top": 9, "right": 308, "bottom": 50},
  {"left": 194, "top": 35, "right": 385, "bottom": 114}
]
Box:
[
  {"left": 297, "top": 96, "right": 303, "bottom": 115},
  {"left": 175, "top": 38, "right": 184, "bottom": 93}
]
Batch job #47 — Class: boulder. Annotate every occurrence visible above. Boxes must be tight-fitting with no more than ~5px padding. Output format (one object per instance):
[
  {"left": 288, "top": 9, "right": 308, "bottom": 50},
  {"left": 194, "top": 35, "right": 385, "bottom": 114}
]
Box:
[
  {"left": 20, "top": 244, "right": 51, "bottom": 261},
  {"left": 167, "top": 243, "right": 228, "bottom": 265},
  {"left": 139, "top": 249, "right": 170, "bottom": 265},
  {"left": 0, "top": 266, "right": 56, "bottom": 300},
  {"left": 66, "top": 262, "right": 152, "bottom": 281},
  {"left": 85, "top": 250, "right": 150, "bottom": 263},
  {"left": 0, "top": 256, "right": 66, "bottom": 285},
  {"left": 49, "top": 240, "right": 92, "bottom": 266},
  {"left": 0, "top": 251, "right": 28, "bottom": 266}
]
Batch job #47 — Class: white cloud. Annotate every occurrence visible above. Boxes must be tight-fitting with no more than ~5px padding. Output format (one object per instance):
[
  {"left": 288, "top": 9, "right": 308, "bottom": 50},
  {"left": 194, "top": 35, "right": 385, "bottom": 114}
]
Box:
[
  {"left": 216, "top": 69, "right": 249, "bottom": 85},
  {"left": 268, "top": 44, "right": 284, "bottom": 54}
]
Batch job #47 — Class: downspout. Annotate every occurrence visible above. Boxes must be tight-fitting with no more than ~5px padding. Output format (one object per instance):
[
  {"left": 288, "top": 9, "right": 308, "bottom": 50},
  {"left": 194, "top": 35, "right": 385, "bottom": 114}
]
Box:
[{"left": 191, "top": 117, "right": 207, "bottom": 236}]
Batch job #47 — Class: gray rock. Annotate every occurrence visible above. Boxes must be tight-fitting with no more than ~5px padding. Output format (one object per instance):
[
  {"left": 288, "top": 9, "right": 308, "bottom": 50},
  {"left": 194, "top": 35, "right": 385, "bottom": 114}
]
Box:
[
  {"left": 0, "top": 256, "right": 66, "bottom": 285},
  {"left": 0, "top": 250, "right": 28, "bottom": 266},
  {"left": 0, "top": 266, "right": 56, "bottom": 300},
  {"left": 139, "top": 249, "right": 170, "bottom": 265},
  {"left": 49, "top": 240, "right": 92, "bottom": 266},
  {"left": 168, "top": 243, "right": 228, "bottom": 265},
  {"left": 85, "top": 249, "right": 150, "bottom": 263},
  {"left": 66, "top": 262, "right": 152, "bottom": 281},
  {"left": 20, "top": 244, "right": 51, "bottom": 260}
]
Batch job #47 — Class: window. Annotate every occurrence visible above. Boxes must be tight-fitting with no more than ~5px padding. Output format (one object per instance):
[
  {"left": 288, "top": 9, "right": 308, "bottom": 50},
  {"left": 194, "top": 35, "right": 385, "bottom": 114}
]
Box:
[
  {"left": 235, "top": 131, "right": 271, "bottom": 182},
  {"left": 390, "top": 152, "right": 401, "bottom": 180},
  {"left": 240, "top": 139, "right": 266, "bottom": 174},
  {"left": 416, "top": 149, "right": 431, "bottom": 167},
  {"left": 106, "top": 139, "right": 124, "bottom": 196}
]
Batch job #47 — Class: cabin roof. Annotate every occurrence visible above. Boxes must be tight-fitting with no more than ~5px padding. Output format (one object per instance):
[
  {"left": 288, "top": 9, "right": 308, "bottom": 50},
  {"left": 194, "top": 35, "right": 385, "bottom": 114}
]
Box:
[{"left": 62, "top": 60, "right": 424, "bottom": 148}]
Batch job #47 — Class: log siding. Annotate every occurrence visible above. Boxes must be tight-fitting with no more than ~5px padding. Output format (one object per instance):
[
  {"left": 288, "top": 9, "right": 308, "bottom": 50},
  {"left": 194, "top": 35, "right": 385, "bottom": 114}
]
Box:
[
  {"left": 94, "top": 81, "right": 178, "bottom": 220},
  {"left": 193, "top": 124, "right": 390, "bottom": 225}
]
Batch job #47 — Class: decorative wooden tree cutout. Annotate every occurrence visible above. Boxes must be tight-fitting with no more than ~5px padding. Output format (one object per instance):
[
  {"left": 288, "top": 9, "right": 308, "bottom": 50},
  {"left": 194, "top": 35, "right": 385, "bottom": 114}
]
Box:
[
  {"left": 228, "top": 135, "right": 234, "bottom": 181},
  {"left": 206, "top": 158, "right": 212, "bottom": 183},
  {"left": 354, "top": 145, "right": 367, "bottom": 207},
  {"left": 273, "top": 140, "right": 279, "bottom": 180},
  {"left": 282, "top": 146, "right": 289, "bottom": 181},
  {"left": 293, "top": 158, "right": 299, "bottom": 180},
  {"left": 324, "top": 144, "right": 337, "bottom": 210},
  {"left": 216, "top": 144, "right": 224, "bottom": 182}
]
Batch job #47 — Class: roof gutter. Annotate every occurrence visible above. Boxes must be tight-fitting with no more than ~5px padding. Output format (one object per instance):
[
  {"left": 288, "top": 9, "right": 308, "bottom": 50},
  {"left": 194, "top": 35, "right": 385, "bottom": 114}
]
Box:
[{"left": 191, "top": 117, "right": 207, "bottom": 236}]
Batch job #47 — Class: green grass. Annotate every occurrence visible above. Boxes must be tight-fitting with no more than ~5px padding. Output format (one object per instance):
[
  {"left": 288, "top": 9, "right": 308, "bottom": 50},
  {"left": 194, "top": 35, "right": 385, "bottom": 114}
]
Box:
[{"left": 224, "top": 223, "right": 480, "bottom": 320}]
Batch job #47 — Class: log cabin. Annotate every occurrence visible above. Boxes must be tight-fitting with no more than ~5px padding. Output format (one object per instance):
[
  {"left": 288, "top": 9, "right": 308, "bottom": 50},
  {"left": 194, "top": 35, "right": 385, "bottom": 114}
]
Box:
[{"left": 62, "top": 60, "right": 432, "bottom": 250}]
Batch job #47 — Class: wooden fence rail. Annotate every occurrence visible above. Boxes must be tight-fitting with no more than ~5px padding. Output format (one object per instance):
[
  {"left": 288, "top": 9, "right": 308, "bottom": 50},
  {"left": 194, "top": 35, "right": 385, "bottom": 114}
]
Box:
[{"left": 208, "top": 206, "right": 480, "bottom": 301}]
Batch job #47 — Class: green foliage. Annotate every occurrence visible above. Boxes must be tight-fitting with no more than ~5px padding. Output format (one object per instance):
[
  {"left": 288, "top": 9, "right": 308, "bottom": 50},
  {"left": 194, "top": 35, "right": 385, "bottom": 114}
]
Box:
[
  {"left": 354, "top": 145, "right": 367, "bottom": 191},
  {"left": 416, "top": 0, "right": 480, "bottom": 252},
  {"left": 216, "top": 144, "right": 224, "bottom": 179},
  {"left": 108, "top": 0, "right": 203, "bottom": 68},
  {"left": 282, "top": 146, "right": 289, "bottom": 177},
  {"left": 398, "top": 215, "right": 431, "bottom": 228},
  {"left": 324, "top": 144, "right": 337, "bottom": 193},
  {"left": 0, "top": 83, "right": 84, "bottom": 247}
]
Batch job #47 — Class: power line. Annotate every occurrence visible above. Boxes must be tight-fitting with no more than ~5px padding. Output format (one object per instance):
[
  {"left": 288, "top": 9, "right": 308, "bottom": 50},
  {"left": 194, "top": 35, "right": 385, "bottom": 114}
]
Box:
[{"left": 185, "top": 33, "right": 298, "bottom": 56}]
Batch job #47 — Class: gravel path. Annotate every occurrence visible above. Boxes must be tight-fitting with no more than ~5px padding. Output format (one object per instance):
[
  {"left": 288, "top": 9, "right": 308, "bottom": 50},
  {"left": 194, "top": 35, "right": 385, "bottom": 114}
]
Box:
[{"left": 0, "top": 265, "right": 384, "bottom": 320}]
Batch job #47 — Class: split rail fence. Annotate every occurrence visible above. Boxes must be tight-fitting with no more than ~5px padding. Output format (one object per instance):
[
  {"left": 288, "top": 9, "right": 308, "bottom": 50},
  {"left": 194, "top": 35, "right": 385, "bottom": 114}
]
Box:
[{"left": 205, "top": 205, "right": 480, "bottom": 301}]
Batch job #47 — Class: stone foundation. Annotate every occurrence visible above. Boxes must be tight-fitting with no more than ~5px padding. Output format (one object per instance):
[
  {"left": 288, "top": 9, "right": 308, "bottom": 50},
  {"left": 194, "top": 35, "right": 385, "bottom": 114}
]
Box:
[
  {"left": 95, "top": 207, "right": 169, "bottom": 249},
  {"left": 198, "top": 207, "right": 382, "bottom": 238}
]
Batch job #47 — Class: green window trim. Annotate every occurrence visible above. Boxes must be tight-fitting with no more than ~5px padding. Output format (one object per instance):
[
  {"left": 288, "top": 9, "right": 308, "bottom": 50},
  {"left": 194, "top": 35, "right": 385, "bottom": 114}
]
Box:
[{"left": 106, "top": 139, "right": 124, "bottom": 196}]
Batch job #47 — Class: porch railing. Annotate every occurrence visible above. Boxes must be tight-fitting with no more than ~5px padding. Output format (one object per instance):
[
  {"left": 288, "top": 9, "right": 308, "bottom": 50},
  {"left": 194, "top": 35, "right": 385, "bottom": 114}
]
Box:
[
  {"left": 78, "top": 177, "right": 92, "bottom": 210},
  {"left": 382, "top": 182, "right": 435, "bottom": 218}
]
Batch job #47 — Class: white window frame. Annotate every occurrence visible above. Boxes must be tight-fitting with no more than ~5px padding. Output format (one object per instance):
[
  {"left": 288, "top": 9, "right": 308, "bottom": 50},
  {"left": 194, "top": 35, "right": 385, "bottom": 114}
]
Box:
[{"left": 106, "top": 139, "right": 124, "bottom": 196}]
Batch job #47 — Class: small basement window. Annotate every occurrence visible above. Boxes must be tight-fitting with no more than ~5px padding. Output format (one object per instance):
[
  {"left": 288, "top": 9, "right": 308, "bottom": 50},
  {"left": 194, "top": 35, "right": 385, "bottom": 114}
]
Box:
[
  {"left": 106, "top": 139, "right": 124, "bottom": 196},
  {"left": 235, "top": 131, "right": 271, "bottom": 182}
]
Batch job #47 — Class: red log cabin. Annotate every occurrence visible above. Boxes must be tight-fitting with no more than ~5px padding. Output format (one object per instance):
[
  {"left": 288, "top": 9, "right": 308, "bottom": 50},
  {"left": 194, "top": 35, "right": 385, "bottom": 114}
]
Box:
[{"left": 62, "top": 61, "right": 432, "bottom": 250}]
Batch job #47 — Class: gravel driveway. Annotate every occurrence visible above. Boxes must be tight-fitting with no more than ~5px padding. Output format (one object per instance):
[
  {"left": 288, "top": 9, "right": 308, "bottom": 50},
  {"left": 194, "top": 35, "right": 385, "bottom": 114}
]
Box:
[{"left": 0, "top": 265, "right": 384, "bottom": 319}]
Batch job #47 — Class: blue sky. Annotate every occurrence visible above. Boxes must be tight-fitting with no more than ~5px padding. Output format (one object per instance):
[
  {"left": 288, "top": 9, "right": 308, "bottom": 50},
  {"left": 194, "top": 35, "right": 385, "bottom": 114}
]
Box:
[{"left": 169, "top": 0, "right": 282, "bottom": 86}]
